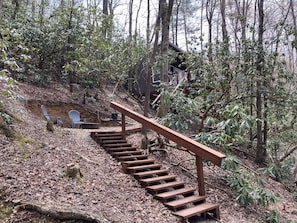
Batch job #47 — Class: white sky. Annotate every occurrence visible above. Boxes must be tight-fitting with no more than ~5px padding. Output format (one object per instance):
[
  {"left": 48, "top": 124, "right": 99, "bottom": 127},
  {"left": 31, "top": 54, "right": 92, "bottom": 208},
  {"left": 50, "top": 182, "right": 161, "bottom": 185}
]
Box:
[{"left": 112, "top": 0, "right": 189, "bottom": 50}]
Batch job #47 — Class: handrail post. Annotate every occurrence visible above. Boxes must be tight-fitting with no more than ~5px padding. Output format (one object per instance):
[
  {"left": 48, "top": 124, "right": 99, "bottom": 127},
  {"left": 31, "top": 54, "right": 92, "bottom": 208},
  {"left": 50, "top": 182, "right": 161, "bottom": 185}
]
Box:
[
  {"left": 196, "top": 155, "right": 205, "bottom": 196},
  {"left": 121, "top": 113, "right": 126, "bottom": 139}
]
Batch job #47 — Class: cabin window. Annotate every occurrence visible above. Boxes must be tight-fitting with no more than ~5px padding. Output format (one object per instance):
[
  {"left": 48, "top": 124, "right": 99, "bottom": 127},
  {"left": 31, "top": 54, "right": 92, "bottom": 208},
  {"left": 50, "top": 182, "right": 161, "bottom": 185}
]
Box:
[{"left": 152, "top": 68, "right": 161, "bottom": 83}]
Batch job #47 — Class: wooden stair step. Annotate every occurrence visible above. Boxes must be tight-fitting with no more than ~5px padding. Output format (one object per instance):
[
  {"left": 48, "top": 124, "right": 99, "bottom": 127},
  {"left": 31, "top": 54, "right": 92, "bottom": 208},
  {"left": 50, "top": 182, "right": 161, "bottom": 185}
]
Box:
[
  {"left": 164, "top": 195, "right": 206, "bottom": 211},
  {"left": 94, "top": 135, "right": 124, "bottom": 141},
  {"left": 117, "top": 154, "right": 149, "bottom": 161},
  {"left": 154, "top": 187, "right": 196, "bottom": 202},
  {"left": 104, "top": 143, "right": 132, "bottom": 148},
  {"left": 98, "top": 136, "right": 124, "bottom": 141},
  {"left": 107, "top": 147, "right": 137, "bottom": 152},
  {"left": 92, "top": 132, "right": 122, "bottom": 137},
  {"left": 133, "top": 169, "right": 169, "bottom": 179},
  {"left": 146, "top": 181, "right": 184, "bottom": 194},
  {"left": 140, "top": 175, "right": 177, "bottom": 186},
  {"left": 126, "top": 163, "right": 162, "bottom": 173},
  {"left": 122, "top": 159, "right": 156, "bottom": 172},
  {"left": 102, "top": 139, "right": 127, "bottom": 144},
  {"left": 91, "top": 132, "right": 221, "bottom": 221},
  {"left": 122, "top": 159, "right": 155, "bottom": 167},
  {"left": 111, "top": 150, "right": 143, "bottom": 157},
  {"left": 95, "top": 136, "right": 124, "bottom": 142},
  {"left": 173, "top": 203, "right": 220, "bottom": 219}
]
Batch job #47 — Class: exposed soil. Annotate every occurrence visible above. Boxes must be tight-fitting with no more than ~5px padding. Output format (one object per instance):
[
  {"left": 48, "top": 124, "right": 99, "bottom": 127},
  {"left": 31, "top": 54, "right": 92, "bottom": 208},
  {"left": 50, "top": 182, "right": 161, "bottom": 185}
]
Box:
[{"left": 0, "top": 80, "right": 297, "bottom": 223}]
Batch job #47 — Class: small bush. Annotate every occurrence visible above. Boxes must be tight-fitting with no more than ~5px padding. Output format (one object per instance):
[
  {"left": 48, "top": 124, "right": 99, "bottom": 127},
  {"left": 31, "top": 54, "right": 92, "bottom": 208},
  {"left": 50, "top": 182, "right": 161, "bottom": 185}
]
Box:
[
  {"left": 260, "top": 158, "right": 294, "bottom": 183},
  {"left": 222, "top": 156, "right": 277, "bottom": 207},
  {"left": 31, "top": 73, "right": 51, "bottom": 87},
  {"left": 265, "top": 210, "right": 280, "bottom": 223}
]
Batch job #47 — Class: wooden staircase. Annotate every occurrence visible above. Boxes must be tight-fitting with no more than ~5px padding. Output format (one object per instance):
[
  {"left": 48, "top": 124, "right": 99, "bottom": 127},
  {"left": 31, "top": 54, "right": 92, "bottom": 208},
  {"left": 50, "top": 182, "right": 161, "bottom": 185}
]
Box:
[{"left": 91, "top": 131, "right": 220, "bottom": 222}]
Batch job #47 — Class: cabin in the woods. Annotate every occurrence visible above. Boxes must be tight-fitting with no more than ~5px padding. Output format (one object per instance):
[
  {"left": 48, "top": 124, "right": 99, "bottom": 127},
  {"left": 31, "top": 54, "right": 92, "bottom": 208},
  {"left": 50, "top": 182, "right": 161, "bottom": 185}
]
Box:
[{"left": 133, "top": 43, "right": 189, "bottom": 97}]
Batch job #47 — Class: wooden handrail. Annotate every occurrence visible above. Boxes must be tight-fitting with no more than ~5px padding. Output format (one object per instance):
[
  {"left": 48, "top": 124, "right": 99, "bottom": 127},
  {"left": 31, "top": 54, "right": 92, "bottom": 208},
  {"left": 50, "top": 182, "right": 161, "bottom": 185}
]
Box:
[{"left": 110, "top": 102, "right": 226, "bottom": 166}]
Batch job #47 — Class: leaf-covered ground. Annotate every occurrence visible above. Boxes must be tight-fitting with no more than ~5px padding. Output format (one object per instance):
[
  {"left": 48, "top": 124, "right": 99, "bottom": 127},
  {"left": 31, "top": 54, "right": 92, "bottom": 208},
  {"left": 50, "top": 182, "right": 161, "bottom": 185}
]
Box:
[{"left": 0, "top": 81, "right": 296, "bottom": 223}]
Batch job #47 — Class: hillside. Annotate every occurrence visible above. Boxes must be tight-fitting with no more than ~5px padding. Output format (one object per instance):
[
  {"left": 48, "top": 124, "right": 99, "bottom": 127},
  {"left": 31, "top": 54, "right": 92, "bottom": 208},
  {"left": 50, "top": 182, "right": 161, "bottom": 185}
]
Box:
[{"left": 0, "top": 80, "right": 297, "bottom": 223}]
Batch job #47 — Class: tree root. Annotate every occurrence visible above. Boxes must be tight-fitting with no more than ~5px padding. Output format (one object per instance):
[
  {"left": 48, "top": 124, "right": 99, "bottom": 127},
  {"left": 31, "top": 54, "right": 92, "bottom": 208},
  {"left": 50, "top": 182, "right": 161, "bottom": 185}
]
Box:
[{"left": 15, "top": 202, "right": 110, "bottom": 223}]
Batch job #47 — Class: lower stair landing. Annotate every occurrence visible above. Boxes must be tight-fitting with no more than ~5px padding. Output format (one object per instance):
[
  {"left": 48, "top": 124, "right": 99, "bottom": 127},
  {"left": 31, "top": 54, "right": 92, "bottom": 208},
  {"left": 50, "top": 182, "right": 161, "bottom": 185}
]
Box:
[{"left": 91, "top": 131, "right": 220, "bottom": 222}]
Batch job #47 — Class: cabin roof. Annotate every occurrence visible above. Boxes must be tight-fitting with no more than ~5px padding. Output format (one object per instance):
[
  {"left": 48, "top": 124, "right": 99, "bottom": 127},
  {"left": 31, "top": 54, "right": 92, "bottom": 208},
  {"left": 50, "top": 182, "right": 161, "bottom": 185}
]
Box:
[{"left": 168, "top": 42, "right": 185, "bottom": 53}]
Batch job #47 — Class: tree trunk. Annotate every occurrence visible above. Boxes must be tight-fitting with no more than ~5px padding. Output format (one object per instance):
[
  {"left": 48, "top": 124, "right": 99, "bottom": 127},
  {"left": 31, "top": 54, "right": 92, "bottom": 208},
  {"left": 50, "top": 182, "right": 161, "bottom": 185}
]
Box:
[
  {"left": 255, "top": 0, "right": 266, "bottom": 165},
  {"left": 200, "top": 0, "right": 204, "bottom": 52},
  {"left": 206, "top": 0, "right": 217, "bottom": 62},
  {"left": 174, "top": 0, "right": 182, "bottom": 46},
  {"left": 220, "top": 0, "right": 231, "bottom": 103},
  {"left": 182, "top": 0, "right": 189, "bottom": 52},
  {"left": 39, "top": 0, "right": 45, "bottom": 27},
  {"left": 128, "top": 0, "right": 133, "bottom": 38},
  {"left": 290, "top": 0, "right": 297, "bottom": 75},
  {"left": 102, "top": 0, "right": 108, "bottom": 39},
  {"left": 144, "top": 0, "right": 153, "bottom": 118},
  {"left": 67, "top": 0, "right": 75, "bottom": 93},
  {"left": 12, "top": 0, "right": 20, "bottom": 19},
  {"left": 127, "top": 0, "right": 133, "bottom": 93},
  {"left": 235, "top": 0, "right": 254, "bottom": 145},
  {"left": 157, "top": 0, "right": 174, "bottom": 117},
  {"left": 134, "top": 0, "right": 143, "bottom": 40},
  {"left": 0, "top": 0, "right": 3, "bottom": 18}
]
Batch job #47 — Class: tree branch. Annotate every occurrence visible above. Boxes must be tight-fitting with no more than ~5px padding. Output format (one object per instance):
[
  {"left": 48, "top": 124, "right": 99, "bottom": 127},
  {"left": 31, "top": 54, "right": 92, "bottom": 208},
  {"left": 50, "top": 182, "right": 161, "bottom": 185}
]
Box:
[
  {"left": 279, "top": 146, "right": 297, "bottom": 163},
  {"left": 15, "top": 202, "right": 109, "bottom": 223}
]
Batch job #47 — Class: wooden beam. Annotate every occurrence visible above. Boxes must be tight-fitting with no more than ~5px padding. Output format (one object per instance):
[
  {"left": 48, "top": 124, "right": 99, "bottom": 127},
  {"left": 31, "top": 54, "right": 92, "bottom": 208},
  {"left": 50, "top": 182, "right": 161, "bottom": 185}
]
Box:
[
  {"left": 121, "top": 114, "right": 126, "bottom": 139},
  {"left": 196, "top": 155, "right": 205, "bottom": 196},
  {"left": 110, "top": 102, "right": 226, "bottom": 166}
]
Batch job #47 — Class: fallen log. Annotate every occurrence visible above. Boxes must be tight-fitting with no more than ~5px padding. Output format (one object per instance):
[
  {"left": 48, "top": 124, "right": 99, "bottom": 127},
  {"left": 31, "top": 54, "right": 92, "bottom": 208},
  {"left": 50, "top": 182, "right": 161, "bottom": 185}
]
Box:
[{"left": 15, "top": 202, "right": 111, "bottom": 223}]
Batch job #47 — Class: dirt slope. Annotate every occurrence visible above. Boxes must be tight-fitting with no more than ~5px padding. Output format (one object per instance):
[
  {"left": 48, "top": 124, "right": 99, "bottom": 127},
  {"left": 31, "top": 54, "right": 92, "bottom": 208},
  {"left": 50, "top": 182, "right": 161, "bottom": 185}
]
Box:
[{"left": 0, "top": 80, "right": 296, "bottom": 223}]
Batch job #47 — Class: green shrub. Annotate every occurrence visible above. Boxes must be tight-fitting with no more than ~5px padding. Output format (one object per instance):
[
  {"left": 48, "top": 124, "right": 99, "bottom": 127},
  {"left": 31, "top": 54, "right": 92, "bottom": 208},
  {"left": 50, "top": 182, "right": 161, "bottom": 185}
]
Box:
[
  {"left": 265, "top": 210, "right": 280, "bottom": 223},
  {"left": 222, "top": 156, "right": 277, "bottom": 207},
  {"left": 260, "top": 158, "right": 294, "bottom": 183},
  {"left": 160, "top": 91, "right": 201, "bottom": 131}
]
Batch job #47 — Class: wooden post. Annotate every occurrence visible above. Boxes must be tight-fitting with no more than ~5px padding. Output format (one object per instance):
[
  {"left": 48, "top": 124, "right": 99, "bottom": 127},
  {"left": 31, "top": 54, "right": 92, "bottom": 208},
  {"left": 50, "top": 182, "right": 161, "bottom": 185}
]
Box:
[
  {"left": 121, "top": 114, "right": 126, "bottom": 139},
  {"left": 196, "top": 155, "right": 205, "bottom": 196}
]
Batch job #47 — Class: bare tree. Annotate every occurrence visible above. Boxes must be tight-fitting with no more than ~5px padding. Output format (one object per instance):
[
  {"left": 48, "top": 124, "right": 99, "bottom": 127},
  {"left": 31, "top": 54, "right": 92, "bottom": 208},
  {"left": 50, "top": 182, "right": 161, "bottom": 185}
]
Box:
[
  {"left": 255, "top": 0, "right": 266, "bottom": 165},
  {"left": 290, "top": 0, "right": 297, "bottom": 74},
  {"left": 12, "top": 0, "right": 20, "bottom": 19},
  {"left": 233, "top": 0, "right": 256, "bottom": 146},
  {"left": 39, "top": 0, "right": 46, "bottom": 27},
  {"left": 172, "top": 0, "right": 182, "bottom": 45},
  {"left": 60, "top": 0, "right": 65, "bottom": 7},
  {"left": 0, "top": 0, "right": 3, "bottom": 18},
  {"left": 144, "top": 0, "right": 153, "bottom": 116},
  {"left": 128, "top": 0, "right": 133, "bottom": 38},
  {"left": 134, "top": 0, "right": 143, "bottom": 39},
  {"left": 200, "top": 0, "right": 204, "bottom": 52},
  {"left": 219, "top": 0, "right": 231, "bottom": 103},
  {"left": 182, "top": 0, "right": 189, "bottom": 51},
  {"left": 206, "top": 0, "right": 217, "bottom": 62},
  {"left": 127, "top": 0, "right": 133, "bottom": 93},
  {"left": 67, "top": 0, "right": 76, "bottom": 93},
  {"left": 102, "top": 0, "right": 108, "bottom": 39},
  {"left": 157, "top": 0, "right": 174, "bottom": 117},
  {"left": 234, "top": 0, "right": 251, "bottom": 56}
]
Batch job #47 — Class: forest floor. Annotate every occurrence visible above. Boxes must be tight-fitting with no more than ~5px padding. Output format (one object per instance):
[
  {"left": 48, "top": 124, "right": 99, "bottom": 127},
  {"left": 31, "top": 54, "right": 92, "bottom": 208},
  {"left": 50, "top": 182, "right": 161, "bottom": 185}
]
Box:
[{"left": 0, "top": 80, "right": 297, "bottom": 223}]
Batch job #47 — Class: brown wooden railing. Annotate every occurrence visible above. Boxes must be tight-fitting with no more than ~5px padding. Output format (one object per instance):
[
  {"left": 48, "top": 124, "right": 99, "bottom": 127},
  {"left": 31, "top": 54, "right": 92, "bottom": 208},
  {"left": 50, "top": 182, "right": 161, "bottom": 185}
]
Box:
[{"left": 110, "top": 101, "right": 226, "bottom": 196}]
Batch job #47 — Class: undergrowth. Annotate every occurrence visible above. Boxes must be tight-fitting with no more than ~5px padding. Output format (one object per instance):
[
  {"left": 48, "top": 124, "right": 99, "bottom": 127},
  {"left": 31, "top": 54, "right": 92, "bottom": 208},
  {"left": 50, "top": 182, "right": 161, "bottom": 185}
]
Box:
[{"left": 222, "top": 156, "right": 278, "bottom": 207}]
